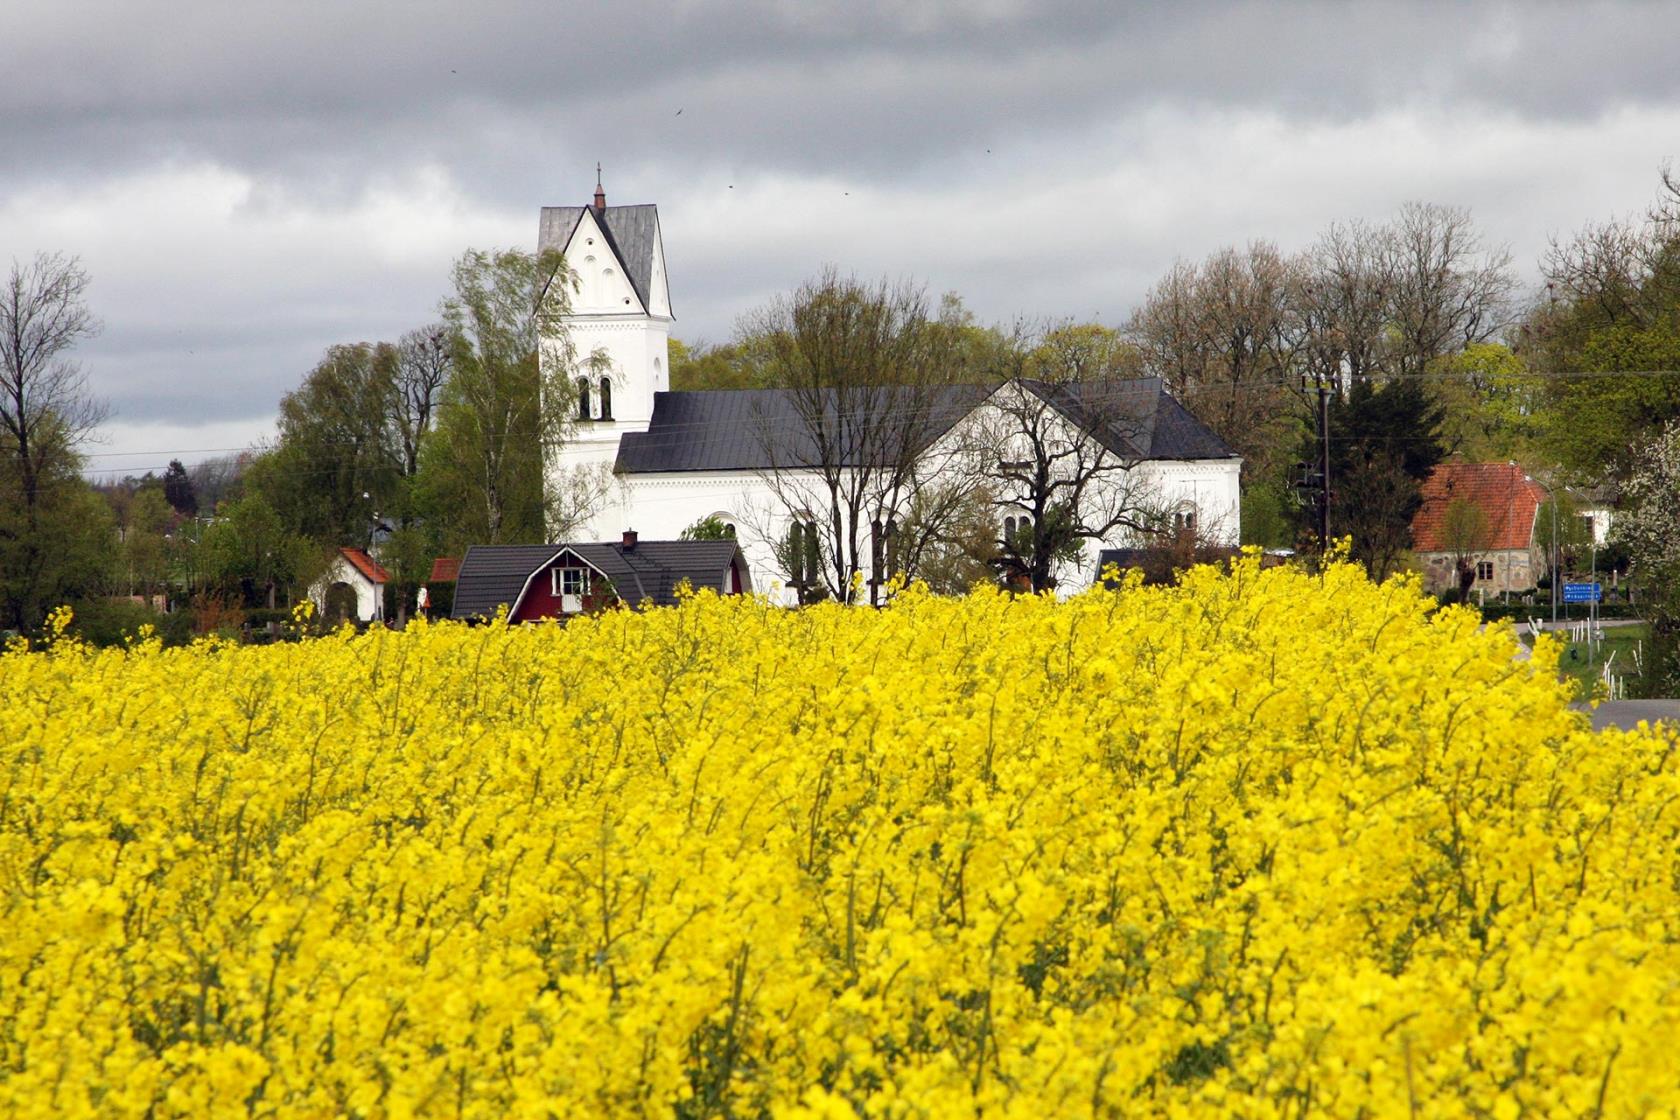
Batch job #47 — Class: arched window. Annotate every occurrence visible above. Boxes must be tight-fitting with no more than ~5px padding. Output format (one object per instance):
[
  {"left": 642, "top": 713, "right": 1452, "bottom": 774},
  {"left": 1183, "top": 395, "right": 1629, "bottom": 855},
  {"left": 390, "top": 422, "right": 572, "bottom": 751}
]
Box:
[
  {"left": 576, "top": 378, "right": 591, "bottom": 420},
  {"left": 1003, "top": 516, "right": 1017, "bottom": 540},
  {"left": 598, "top": 377, "right": 613, "bottom": 420}
]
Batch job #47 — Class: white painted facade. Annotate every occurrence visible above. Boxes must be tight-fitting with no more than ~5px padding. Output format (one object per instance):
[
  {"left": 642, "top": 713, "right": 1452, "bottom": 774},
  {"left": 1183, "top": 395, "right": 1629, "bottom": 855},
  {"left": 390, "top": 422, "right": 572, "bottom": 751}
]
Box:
[
  {"left": 309, "top": 551, "right": 386, "bottom": 623},
  {"left": 540, "top": 192, "right": 1241, "bottom": 600}
]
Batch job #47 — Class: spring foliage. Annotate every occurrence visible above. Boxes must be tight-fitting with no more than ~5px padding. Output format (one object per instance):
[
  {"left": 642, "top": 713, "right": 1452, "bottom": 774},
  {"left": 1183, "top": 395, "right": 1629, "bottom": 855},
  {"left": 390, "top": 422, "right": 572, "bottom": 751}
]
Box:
[{"left": 2, "top": 560, "right": 1677, "bottom": 1118}]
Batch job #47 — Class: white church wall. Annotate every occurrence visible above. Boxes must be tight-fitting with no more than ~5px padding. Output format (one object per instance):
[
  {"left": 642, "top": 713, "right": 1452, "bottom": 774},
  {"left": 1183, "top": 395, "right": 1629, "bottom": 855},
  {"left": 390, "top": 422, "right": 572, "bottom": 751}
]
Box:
[{"left": 611, "top": 471, "right": 802, "bottom": 606}]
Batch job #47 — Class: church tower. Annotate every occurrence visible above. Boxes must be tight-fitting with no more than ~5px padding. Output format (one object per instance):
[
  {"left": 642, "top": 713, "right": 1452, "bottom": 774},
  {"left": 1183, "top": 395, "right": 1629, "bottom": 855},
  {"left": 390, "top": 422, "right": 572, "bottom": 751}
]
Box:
[{"left": 538, "top": 170, "right": 672, "bottom": 472}]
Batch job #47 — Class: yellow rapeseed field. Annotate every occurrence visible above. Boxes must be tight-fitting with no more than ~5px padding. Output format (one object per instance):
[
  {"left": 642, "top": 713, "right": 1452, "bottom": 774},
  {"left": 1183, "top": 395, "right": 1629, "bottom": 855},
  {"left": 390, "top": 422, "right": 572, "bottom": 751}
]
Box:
[{"left": 2, "top": 558, "right": 1677, "bottom": 1118}]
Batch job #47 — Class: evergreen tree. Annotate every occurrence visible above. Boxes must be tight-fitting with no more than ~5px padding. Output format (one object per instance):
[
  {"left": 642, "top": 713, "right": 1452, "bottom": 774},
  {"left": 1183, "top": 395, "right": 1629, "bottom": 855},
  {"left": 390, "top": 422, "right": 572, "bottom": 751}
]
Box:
[
  {"left": 162, "top": 458, "right": 197, "bottom": 515},
  {"left": 1296, "top": 379, "right": 1444, "bottom": 578}
]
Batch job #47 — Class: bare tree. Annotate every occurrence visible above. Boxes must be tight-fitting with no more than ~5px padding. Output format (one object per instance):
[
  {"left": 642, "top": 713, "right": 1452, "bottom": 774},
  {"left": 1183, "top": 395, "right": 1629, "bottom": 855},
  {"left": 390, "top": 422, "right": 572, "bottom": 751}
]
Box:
[
  {"left": 1385, "top": 202, "right": 1515, "bottom": 377},
  {"left": 1440, "top": 496, "right": 1492, "bottom": 603},
  {"left": 1, "top": 253, "right": 106, "bottom": 513},
  {"left": 983, "top": 329, "right": 1165, "bottom": 593},
  {"left": 745, "top": 269, "right": 977, "bottom": 604},
  {"left": 392, "top": 323, "right": 452, "bottom": 479},
  {"left": 1291, "top": 219, "right": 1396, "bottom": 388},
  {"left": 1127, "top": 242, "right": 1296, "bottom": 476}
]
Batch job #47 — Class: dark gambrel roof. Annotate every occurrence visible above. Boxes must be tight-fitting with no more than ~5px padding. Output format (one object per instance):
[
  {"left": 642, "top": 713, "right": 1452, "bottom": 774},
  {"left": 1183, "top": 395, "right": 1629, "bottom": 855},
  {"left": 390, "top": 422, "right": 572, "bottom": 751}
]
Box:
[
  {"left": 615, "top": 378, "right": 1235, "bottom": 474},
  {"left": 538, "top": 204, "right": 661, "bottom": 314},
  {"left": 451, "top": 540, "right": 749, "bottom": 620},
  {"left": 450, "top": 545, "right": 558, "bottom": 620}
]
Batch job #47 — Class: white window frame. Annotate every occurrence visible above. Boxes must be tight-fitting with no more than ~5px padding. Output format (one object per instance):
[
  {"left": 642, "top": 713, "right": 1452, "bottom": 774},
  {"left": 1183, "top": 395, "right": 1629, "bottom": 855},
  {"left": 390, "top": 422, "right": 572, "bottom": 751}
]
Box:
[{"left": 552, "top": 565, "right": 590, "bottom": 611}]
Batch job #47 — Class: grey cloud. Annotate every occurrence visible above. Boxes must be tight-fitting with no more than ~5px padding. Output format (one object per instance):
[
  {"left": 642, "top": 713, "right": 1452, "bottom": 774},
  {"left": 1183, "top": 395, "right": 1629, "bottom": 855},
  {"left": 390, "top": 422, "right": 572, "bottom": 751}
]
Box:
[
  {"left": 7, "top": 2, "right": 1680, "bottom": 200},
  {"left": 3, "top": 1, "right": 1678, "bottom": 459}
]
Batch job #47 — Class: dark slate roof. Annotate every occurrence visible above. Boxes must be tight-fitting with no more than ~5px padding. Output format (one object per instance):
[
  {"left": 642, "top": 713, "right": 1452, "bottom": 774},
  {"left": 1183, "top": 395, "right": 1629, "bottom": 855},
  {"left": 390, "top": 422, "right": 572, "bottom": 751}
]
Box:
[
  {"left": 1021, "top": 377, "right": 1235, "bottom": 460},
  {"left": 615, "top": 378, "right": 1235, "bottom": 474},
  {"left": 615, "top": 384, "right": 991, "bottom": 473},
  {"left": 451, "top": 540, "right": 749, "bottom": 620},
  {"left": 538, "top": 203, "right": 660, "bottom": 313}
]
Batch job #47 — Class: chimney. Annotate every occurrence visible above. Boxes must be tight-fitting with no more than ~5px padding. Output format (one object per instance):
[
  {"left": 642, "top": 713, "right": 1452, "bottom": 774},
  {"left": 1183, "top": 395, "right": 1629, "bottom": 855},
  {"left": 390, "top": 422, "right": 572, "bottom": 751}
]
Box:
[
  {"left": 593, "top": 162, "right": 606, "bottom": 212},
  {"left": 622, "top": 528, "right": 637, "bottom": 550}
]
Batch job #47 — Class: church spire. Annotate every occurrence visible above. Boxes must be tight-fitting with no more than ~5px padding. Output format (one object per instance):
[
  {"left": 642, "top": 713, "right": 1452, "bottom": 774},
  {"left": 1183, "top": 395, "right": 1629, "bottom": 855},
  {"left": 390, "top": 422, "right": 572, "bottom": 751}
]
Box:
[{"left": 593, "top": 164, "right": 605, "bottom": 212}]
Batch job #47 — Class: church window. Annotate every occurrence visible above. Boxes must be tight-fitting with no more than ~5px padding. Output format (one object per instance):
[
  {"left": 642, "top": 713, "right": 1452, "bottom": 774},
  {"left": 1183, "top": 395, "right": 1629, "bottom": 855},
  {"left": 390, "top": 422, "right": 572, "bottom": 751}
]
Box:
[
  {"left": 577, "top": 378, "right": 591, "bottom": 420},
  {"left": 598, "top": 377, "right": 613, "bottom": 420},
  {"left": 1477, "top": 560, "right": 1494, "bottom": 581}
]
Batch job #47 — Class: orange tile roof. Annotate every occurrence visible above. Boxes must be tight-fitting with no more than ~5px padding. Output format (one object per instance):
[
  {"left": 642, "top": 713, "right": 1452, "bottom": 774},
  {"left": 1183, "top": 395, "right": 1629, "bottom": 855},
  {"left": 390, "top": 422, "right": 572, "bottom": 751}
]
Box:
[
  {"left": 340, "top": 547, "right": 390, "bottom": 584},
  {"left": 1411, "top": 462, "right": 1547, "bottom": 553},
  {"left": 428, "top": 556, "right": 460, "bottom": 583}
]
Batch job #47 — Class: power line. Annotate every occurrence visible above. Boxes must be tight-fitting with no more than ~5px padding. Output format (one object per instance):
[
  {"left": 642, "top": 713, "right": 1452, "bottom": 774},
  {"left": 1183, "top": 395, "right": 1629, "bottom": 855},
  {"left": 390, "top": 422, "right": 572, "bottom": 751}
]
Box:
[{"left": 72, "top": 363, "right": 1680, "bottom": 480}]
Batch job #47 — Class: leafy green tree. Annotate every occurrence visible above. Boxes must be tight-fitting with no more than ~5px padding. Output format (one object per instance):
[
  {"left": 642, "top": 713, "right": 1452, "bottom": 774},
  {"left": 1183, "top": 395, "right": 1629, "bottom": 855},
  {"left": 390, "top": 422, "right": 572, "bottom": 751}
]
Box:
[
  {"left": 0, "top": 252, "right": 110, "bottom": 631},
  {"left": 0, "top": 474, "right": 114, "bottom": 633},
  {"left": 253, "top": 342, "right": 402, "bottom": 545},
  {"left": 1432, "top": 343, "right": 1541, "bottom": 461},
  {"left": 420, "top": 247, "right": 580, "bottom": 550},
  {"left": 680, "top": 515, "right": 737, "bottom": 541},
  {"left": 201, "top": 493, "right": 324, "bottom": 610},
  {"left": 114, "top": 487, "right": 175, "bottom": 603},
  {"left": 669, "top": 338, "right": 764, "bottom": 390},
  {"left": 1525, "top": 171, "right": 1680, "bottom": 482}
]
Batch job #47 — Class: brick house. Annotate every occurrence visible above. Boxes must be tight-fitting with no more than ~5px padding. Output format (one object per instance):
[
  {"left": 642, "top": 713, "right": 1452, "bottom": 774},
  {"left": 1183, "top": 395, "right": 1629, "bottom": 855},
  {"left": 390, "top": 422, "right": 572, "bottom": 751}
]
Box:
[{"left": 1411, "top": 462, "right": 1549, "bottom": 597}]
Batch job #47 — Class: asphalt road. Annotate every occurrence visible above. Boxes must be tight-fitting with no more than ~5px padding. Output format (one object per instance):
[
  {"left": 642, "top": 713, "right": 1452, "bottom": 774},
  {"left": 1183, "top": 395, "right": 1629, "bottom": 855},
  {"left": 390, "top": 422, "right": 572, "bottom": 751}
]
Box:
[{"left": 1572, "top": 700, "right": 1680, "bottom": 733}]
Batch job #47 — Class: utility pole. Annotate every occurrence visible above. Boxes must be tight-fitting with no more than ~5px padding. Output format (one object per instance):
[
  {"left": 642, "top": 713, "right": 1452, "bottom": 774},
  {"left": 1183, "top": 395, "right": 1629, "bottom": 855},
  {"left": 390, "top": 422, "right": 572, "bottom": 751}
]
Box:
[
  {"left": 1318, "top": 376, "right": 1332, "bottom": 551},
  {"left": 1299, "top": 374, "right": 1332, "bottom": 560},
  {"left": 1551, "top": 483, "right": 1559, "bottom": 625}
]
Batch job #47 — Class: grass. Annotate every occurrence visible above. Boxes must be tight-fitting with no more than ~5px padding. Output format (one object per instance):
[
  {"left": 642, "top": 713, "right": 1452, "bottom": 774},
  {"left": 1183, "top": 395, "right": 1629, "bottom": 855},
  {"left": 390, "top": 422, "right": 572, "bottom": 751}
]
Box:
[{"left": 1520, "top": 622, "right": 1651, "bottom": 699}]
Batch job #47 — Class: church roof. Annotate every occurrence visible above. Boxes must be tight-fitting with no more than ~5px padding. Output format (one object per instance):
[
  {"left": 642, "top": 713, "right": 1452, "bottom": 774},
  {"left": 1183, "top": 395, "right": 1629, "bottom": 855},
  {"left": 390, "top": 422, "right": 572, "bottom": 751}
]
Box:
[
  {"left": 1020, "top": 378, "right": 1235, "bottom": 461},
  {"left": 614, "top": 378, "right": 1235, "bottom": 474},
  {"left": 539, "top": 204, "right": 661, "bottom": 313},
  {"left": 614, "top": 384, "right": 991, "bottom": 473}
]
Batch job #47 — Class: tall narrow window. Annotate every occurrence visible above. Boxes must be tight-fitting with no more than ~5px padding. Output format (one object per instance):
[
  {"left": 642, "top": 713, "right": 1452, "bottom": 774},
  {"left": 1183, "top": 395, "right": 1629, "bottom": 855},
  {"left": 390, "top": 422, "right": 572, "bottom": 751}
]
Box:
[
  {"left": 576, "top": 378, "right": 591, "bottom": 420},
  {"left": 599, "top": 377, "right": 613, "bottom": 420}
]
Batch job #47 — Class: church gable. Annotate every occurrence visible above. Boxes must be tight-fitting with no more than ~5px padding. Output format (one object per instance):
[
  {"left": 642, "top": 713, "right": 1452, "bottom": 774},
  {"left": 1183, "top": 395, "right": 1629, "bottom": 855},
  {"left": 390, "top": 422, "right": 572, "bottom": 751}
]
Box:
[
  {"left": 564, "top": 208, "right": 646, "bottom": 315},
  {"left": 647, "top": 226, "right": 671, "bottom": 318}
]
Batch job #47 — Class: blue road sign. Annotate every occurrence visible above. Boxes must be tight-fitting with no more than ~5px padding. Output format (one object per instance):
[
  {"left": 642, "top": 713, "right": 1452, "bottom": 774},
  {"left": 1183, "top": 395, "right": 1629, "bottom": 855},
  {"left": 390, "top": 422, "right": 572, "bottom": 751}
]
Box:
[{"left": 1562, "top": 582, "right": 1602, "bottom": 604}]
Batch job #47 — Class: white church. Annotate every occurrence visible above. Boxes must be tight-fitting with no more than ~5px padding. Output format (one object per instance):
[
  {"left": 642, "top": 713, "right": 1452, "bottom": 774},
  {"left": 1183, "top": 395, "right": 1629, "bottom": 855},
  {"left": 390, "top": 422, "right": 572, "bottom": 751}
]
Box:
[{"left": 539, "top": 178, "right": 1241, "bottom": 602}]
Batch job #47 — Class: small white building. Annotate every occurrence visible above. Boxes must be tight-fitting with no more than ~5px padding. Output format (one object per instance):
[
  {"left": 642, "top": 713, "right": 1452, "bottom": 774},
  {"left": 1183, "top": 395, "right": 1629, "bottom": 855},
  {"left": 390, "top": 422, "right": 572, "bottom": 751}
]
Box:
[
  {"left": 539, "top": 178, "right": 1241, "bottom": 599},
  {"left": 310, "top": 547, "right": 389, "bottom": 623}
]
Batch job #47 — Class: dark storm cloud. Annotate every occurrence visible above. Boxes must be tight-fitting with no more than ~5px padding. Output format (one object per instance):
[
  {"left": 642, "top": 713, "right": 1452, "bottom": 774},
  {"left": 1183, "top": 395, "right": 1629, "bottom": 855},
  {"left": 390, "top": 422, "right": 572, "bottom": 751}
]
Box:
[
  {"left": 2, "top": 1, "right": 1678, "bottom": 456},
  {"left": 6, "top": 1, "right": 1680, "bottom": 198}
]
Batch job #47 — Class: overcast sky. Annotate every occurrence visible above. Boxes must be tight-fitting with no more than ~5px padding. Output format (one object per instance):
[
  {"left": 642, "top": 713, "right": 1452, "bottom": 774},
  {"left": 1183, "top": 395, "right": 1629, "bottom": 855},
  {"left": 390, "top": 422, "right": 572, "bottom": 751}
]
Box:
[{"left": 4, "top": 1, "right": 1678, "bottom": 477}]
